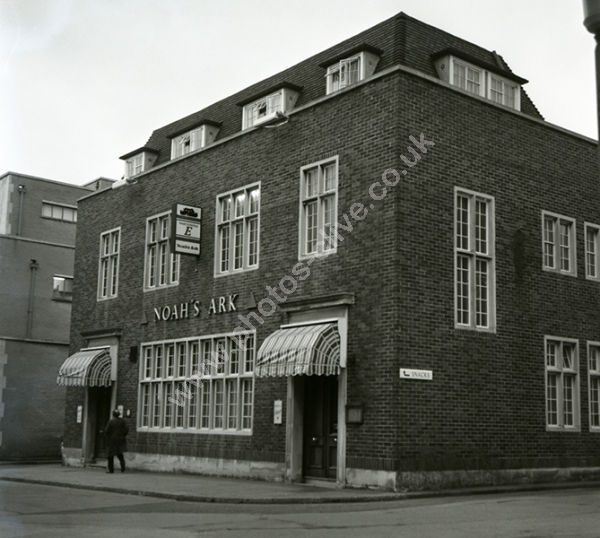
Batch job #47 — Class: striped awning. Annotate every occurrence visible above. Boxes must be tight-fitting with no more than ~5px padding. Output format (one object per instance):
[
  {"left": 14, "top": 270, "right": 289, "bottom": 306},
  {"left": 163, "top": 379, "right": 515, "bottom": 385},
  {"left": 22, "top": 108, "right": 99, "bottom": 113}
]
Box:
[
  {"left": 255, "top": 323, "right": 340, "bottom": 377},
  {"left": 57, "top": 348, "right": 112, "bottom": 387}
]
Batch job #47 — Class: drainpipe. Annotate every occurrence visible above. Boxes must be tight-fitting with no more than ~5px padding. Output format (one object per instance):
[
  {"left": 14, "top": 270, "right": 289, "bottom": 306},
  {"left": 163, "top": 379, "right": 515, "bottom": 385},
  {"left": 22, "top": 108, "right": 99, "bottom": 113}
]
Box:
[
  {"left": 16, "top": 184, "right": 26, "bottom": 236},
  {"left": 26, "top": 259, "right": 38, "bottom": 338},
  {"left": 583, "top": 1, "right": 600, "bottom": 156}
]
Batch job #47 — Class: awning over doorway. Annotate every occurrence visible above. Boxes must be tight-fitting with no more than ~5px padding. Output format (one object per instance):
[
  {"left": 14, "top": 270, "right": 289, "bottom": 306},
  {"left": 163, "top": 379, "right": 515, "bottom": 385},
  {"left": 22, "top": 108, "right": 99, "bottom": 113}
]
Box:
[
  {"left": 255, "top": 323, "right": 340, "bottom": 377},
  {"left": 57, "top": 348, "right": 112, "bottom": 387}
]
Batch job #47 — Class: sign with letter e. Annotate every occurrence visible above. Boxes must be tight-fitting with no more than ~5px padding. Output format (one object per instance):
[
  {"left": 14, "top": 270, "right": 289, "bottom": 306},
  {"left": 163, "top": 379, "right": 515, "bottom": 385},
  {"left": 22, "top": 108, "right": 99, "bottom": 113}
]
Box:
[{"left": 171, "top": 203, "right": 202, "bottom": 256}]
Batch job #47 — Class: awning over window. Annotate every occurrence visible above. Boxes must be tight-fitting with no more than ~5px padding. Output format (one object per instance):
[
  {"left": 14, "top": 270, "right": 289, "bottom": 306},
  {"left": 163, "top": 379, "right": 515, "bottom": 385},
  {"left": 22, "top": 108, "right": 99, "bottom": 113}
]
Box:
[
  {"left": 57, "top": 348, "right": 112, "bottom": 387},
  {"left": 255, "top": 323, "right": 340, "bottom": 377}
]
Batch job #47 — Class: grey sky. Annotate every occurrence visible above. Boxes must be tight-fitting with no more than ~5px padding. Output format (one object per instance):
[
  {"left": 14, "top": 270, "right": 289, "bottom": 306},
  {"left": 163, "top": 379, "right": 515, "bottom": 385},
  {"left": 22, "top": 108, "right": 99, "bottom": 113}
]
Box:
[{"left": 0, "top": 0, "right": 596, "bottom": 186}]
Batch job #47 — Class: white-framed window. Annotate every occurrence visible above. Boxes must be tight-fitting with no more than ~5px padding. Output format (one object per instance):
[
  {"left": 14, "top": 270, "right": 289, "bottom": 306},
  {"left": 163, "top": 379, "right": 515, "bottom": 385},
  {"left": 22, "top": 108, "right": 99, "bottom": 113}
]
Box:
[
  {"left": 138, "top": 332, "right": 255, "bottom": 434},
  {"left": 440, "top": 56, "right": 521, "bottom": 111},
  {"left": 171, "top": 127, "right": 205, "bottom": 159},
  {"left": 325, "top": 50, "right": 380, "bottom": 95},
  {"left": 588, "top": 342, "right": 600, "bottom": 431},
  {"left": 215, "top": 183, "right": 260, "bottom": 276},
  {"left": 452, "top": 59, "right": 483, "bottom": 97},
  {"left": 545, "top": 336, "right": 580, "bottom": 431},
  {"left": 454, "top": 188, "right": 495, "bottom": 331},
  {"left": 126, "top": 154, "right": 144, "bottom": 178},
  {"left": 585, "top": 223, "right": 600, "bottom": 280},
  {"left": 243, "top": 91, "right": 282, "bottom": 129},
  {"left": 41, "top": 201, "right": 77, "bottom": 223},
  {"left": 144, "top": 212, "right": 179, "bottom": 290},
  {"left": 52, "top": 275, "right": 73, "bottom": 301},
  {"left": 97, "top": 227, "right": 120, "bottom": 300},
  {"left": 327, "top": 55, "right": 361, "bottom": 93},
  {"left": 542, "top": 212, "right": 577, "bottom": 276},
  {"left": 241, "top": 88, "right": 299, "bottom": 130},
  {"left": 299, "top": 157, "right": 338, "bottom": 258},
  {"left": 489, "top": 75, "right": 517, "bottom": 108}
]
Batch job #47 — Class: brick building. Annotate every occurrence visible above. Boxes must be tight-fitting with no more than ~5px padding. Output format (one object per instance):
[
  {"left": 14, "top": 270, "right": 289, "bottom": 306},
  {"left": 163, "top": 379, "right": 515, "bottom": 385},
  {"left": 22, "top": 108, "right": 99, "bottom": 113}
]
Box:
[
  {"left": 0, "top": 172, "right": 112, "bottom": 460},
  {"left": 60, "top": 13, "right": 600, "bottom": 489}
]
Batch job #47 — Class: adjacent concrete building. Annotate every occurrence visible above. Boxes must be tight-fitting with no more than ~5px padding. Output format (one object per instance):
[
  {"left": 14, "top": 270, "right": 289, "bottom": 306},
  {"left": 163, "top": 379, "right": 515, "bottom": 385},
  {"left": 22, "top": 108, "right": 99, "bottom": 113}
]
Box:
[
  {"left": 60, "top": 13, "right": 600, "bottom": 490},
  {"left": 0, "top": 172, "right": 111, "bottom": 460}
]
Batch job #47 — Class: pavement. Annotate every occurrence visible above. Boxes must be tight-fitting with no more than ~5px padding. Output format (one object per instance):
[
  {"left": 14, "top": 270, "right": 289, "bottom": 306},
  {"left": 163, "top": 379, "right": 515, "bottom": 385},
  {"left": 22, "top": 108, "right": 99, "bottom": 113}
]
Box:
[
  {"left": 1, "top": 463, "right": 600, "bottom": 505},
  {"left": 0, "top": 463, "right": 402, "bottom": 504}
]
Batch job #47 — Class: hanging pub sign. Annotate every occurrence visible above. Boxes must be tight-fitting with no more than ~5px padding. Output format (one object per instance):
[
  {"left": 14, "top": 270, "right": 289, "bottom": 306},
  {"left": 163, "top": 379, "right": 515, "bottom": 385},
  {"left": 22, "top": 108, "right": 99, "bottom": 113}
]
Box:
[{"left": 170, "top": 203, "right": 202, "bottom": 255}]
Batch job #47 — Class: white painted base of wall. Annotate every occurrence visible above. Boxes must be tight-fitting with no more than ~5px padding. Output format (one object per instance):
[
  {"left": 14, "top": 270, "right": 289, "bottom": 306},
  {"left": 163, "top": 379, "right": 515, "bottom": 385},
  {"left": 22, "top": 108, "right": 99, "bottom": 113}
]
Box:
[
  {"left": 61, "top": 447, "right": 83, "bottom": 466},
  {"left": 345, "top": 468, "right": 397, "bottom": 490},
  {"left": 125, "top": 452, "right": 286, "bottom": 481},
  {"left": 396, "top": 466, "right": 600, "bottom": 491},
  {"left": 61, "top": 447, "right": 286, "bottom": 481}
]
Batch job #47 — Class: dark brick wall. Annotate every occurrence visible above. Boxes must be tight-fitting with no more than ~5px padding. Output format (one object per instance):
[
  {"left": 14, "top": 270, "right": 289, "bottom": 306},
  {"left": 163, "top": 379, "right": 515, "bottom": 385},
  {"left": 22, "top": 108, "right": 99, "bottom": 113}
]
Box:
[{"left": 67, "top": 64, "right": 600, "bottom": 475}]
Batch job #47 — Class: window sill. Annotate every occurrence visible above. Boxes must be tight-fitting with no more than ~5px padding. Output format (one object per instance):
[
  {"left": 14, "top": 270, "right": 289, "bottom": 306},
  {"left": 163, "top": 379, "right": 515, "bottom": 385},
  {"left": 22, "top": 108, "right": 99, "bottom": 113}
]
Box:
[
  {"left": 143, "top": 282, "right": 180, "bottom": 292},
  {"left": 214, "top": 265, "right": 259, "bottom": 279},
  {"left": 542, "top": 267, "right": 578, "bottom": 278},
  {"left": 454, "top": 324, "right": 496, "bottom": 334},
  {"left": 546, "top": 426, "right": 581, "bottom": 433}
]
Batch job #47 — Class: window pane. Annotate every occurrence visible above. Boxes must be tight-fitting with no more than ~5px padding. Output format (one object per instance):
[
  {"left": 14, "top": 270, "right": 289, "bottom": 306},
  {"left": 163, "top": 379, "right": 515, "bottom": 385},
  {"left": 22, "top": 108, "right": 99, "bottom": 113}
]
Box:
[
  {"left": 591, "top": 377, "right": 600, "bottom": 427},
  {"left": 475, "top": 258, "right": 488, "bottom": 328},
  {"left": 304, "top": 201, "right": 318, "bottom": 254},
  {"left": 546, "top": 373, "right": 558, "bottom": 426},
  {"left": 42, "top": 204, "right": 52, "bottom": 217},
  {"left": 200, "top": 380, "right": 211, "bottom": 428},
  {"left": 456, "top": 195, "right": 469, "bottom": 250},
  {"left": 563, "top": 374, "right": 575, "bottom": 426},
  {"left": 587, "top": 228, "right": 597, "bottom": 278},
  {"left": 213, "top": 380, "right": 224, "bottom": 428},
  {"left": 475, "top": 200, "right": 488, "bottom": 254},
  {"left": 233, "top": 222, "right": 244, "bottom": 270},
  {"left": 226, "top": 379, "right": 238, "bottom": 429},
  {"left": 247, "top": 217, "right": 258, "bottom": 267},
  {"left": 220, "top": 226, "right": 230, "bottom": 272},
  {"left": 543, "top": 217, "right": 555, "bottom": 268},
  {"left": 456, "top": 254, "right": 470, "bottom": 325},
  {"left": 559, "top": 221, "right": 570, "bottom": 272}
]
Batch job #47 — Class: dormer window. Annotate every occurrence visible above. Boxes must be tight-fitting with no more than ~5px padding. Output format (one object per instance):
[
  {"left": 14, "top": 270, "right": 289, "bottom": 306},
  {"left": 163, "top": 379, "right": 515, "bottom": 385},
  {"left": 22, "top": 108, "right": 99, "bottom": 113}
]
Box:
[
  {"left": 169, "top": 122, "right": 220, "bottom": 159},
  {"left": 433, "top": 51, "right": 524, "bottom": 111},
  {"left": 327, "top": 55, "right": 362, "bottom": 93},
  {"left": 127, "top": 154, "right": 144, "bottom": 177},
  {"left": 240, "top": 85, "right": 300, "bottom": 130},
  {"left": 452, "top": 60, "right": 483, "bottom": 97},
  {"left": 320, "top": 45, "right": 381, "bottom": 95},
  {"left": 120, "top": 148, "right": 158, "bottom": 179}
]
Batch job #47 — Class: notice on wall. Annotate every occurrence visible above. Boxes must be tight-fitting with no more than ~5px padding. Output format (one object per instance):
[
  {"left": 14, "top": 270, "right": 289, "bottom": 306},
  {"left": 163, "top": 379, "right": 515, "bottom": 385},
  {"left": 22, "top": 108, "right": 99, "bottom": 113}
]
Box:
[
  {"left": 399, "top": 368, "right": 433, "bottom": 381},
  {"left": 273, "top": 400, "right": 283, "bottom": 424},
  {"left": 76, "top": 405, "right": 82, "bottom": 423},
  {"left": 171, "top": 203, "right": 202, "bottom": 256}
]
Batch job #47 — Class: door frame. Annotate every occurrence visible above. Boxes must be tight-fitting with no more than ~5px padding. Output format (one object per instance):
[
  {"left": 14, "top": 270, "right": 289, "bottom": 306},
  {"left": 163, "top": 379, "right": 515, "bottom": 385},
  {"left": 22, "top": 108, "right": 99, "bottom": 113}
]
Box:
[
  {"left": 81, "top": 336, "right": 118, "bottom": 463},
  {"left": 284, "top": 305, "right": 348, "bottom": 485}
]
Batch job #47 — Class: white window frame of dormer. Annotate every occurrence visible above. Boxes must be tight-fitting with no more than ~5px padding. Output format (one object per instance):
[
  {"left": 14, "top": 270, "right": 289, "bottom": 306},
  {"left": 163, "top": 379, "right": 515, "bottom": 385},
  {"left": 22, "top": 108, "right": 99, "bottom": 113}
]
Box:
[
  {"left": 125, "top": 153, "right": 145, "bottom": 178},
  {"left": 242, "top": 90, "right": 286, "bottom": 130},
  {"left": 448, "top": 56, "right": 521, "bottom": 111},
  {"left": 171, "top": 126, "right": 207, "bottom": 159},
  {"left": 325, "top": 53, "right": 366, "bottom": 95}
]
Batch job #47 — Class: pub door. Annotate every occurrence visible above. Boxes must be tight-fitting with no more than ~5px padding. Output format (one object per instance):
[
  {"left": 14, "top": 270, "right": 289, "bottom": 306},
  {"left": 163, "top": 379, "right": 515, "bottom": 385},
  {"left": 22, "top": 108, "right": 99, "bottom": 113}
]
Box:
[
  {"left": 91, "top": 387, "right": 112, "bottom": 460},
  {"left": 303, "top": 376, "right": 338, "bottom": 479}
]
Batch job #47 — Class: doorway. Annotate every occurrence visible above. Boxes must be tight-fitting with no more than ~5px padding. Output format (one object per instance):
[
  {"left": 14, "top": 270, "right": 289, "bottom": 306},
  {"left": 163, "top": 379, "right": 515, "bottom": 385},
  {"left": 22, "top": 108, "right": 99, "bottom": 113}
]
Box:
[
  {"left": 303, "top": 376, "right": 338, "bottom": 479},
  {"left": 91, "top": 387, "right": 112, "bottom": 459}
]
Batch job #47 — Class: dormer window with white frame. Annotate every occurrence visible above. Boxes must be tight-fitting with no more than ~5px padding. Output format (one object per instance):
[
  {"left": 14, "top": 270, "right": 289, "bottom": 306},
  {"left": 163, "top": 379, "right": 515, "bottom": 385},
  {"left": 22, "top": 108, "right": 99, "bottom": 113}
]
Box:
[
  {"left": 120, "top": 148, "right": 158, "bottom": 179},
  {"left": 324, "top": 48, "right": 381, "bottom": 95},
  {"left": 170, "top": 123, "right": 220, "bottom": 159},
  {"left": 434, "top": 53, "right": 523, "bottom": 111},
  {"left": 241, "top": 87, "right": 300, "bottom": 130}
]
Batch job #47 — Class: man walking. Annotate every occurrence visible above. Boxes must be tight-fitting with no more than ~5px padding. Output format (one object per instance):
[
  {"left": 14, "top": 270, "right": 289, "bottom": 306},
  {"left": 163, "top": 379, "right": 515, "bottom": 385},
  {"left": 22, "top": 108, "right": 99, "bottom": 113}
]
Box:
[{"left": 104, "top": 409, "right": 128, "bottom": 473}]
